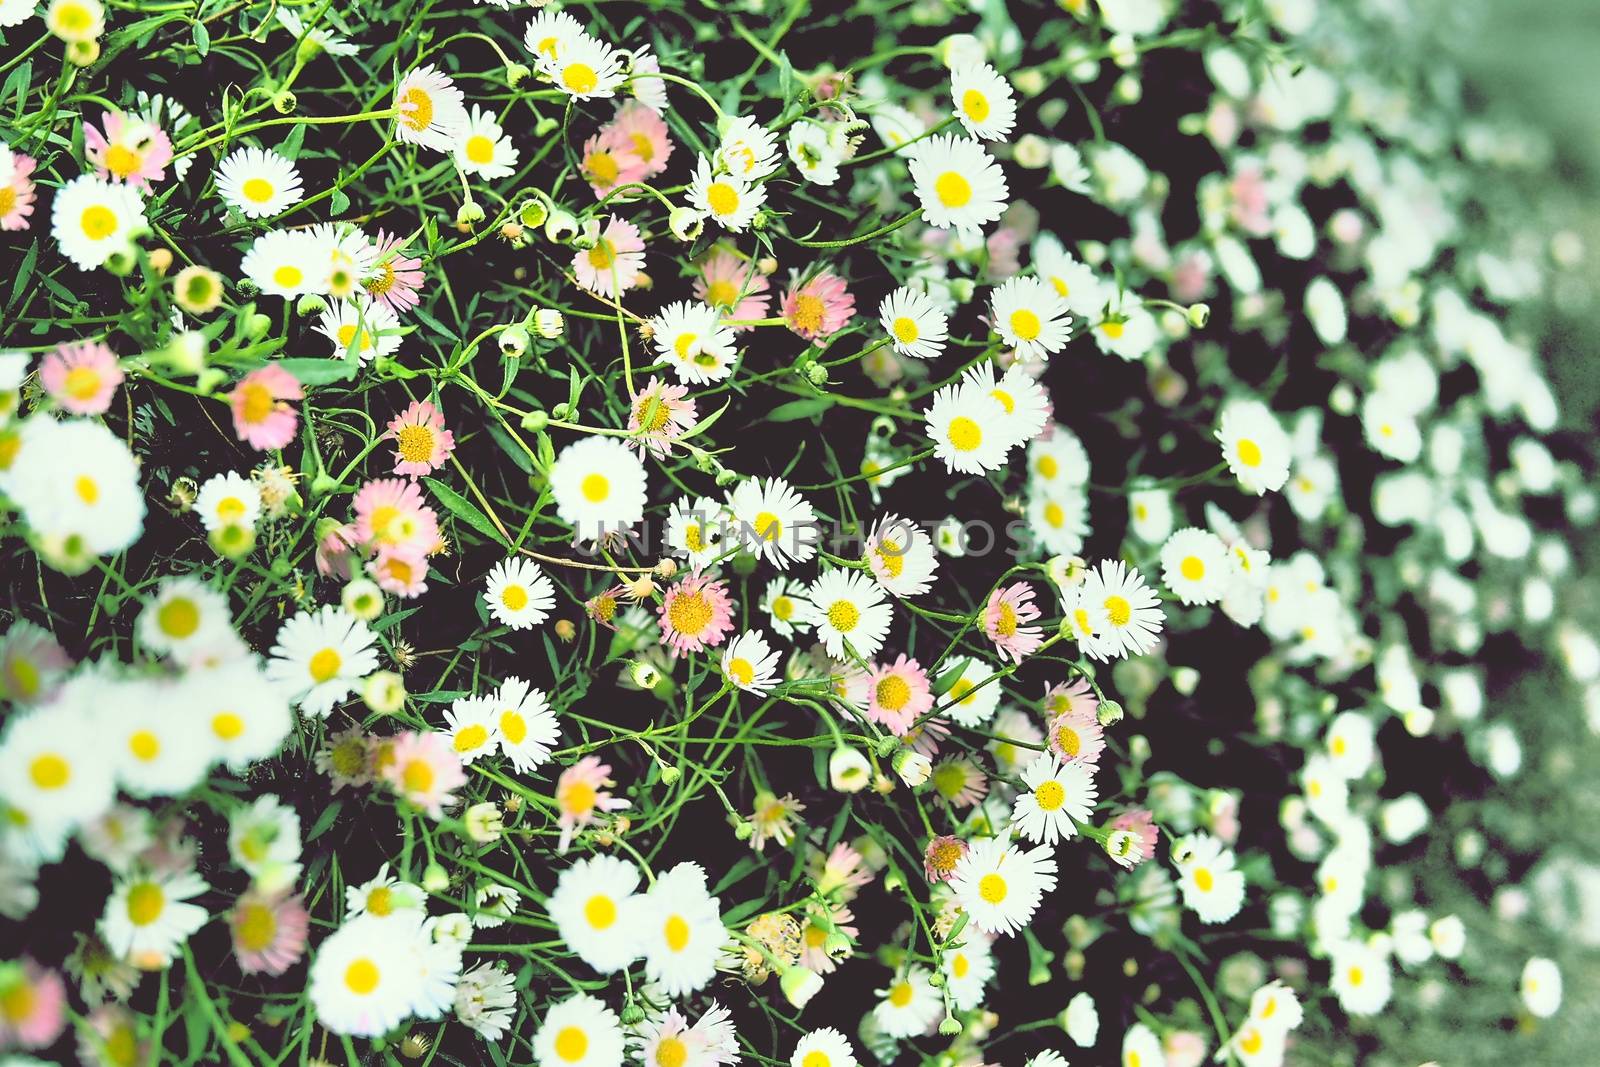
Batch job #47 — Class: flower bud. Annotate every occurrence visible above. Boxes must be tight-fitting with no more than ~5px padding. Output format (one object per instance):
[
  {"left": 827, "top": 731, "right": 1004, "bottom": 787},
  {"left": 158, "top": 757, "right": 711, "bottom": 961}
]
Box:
[
  {"left": 456, "top": 200, "right": 486, "bottom": 228},
  {"left": 654, "top": 557, "right": 678, "bottom": 579},
  {"left": 534, "top": 117, "right": 559, "bottom": 138},
  {"left": 66, "top": 39, "right": 100, "bottom": 67},
  {"left": 173, "top": 265, "right": 224, "bottom": 314},
  {"left": 659, "top": 764, "right": 682, "bottom": 786},
  {"left": 498, "top": 325, "right": 529, "bottom": 359},
  {"left": 939, "top": 1014, "right": 962, "bottom": 1036},
  {"left": 554, "top": 618, "right": 576, "bottom": 641},
  {"left": 619, "top": 1001, "right": 646, "bottom": 1026},
  {"left": 146, "top": 247, "right": 173, "bottom": 274},
  {"left": 295, "top": 293, "right": 327, "bottom": 316},
  {"left": 669, "top": 206, "right": 705, "bottom": 242},
  {"left": 208, "top": 522, "right": 255, "bottom": 560},
  {"left": 828, "top": 746, "right": 871, "bottom": 792},
  {"left": 342, "top": 578, "right": 385, "bottom": 620},
  {"left": 892, "top": 747, "right": 932, "bottom": 787},
  {"left": 1186, "top": 302, "right": 1211, "bottom": 328},
  {"left": 733, "top": 820, "right": 754, "bottom": 841},
  {"left": 533, "top": 308, "right": 565, "bottom": 338},
  {"left": 271, "top": 90, "right": 298, "bottom": 115},
  {"left": 780, "top": 966, "right": 823, "bottom": 1009},
  {"left": 421, "top": 862, "right": 450, "bottom": 893},
  {"left": 103, "top": 244, "right": 138, "bottom": 277},
  {"left": 505, "top": 61, "right": 531, "bottom": 86},
  {"left": 804, "top": 362, "right": 829, "bottom": 385},
  {"left": 364, "top": 671, "right": 407, "bottom": 714},
  {"left": 1097, "top": 700, "right": 1124, "bottom": 727},
  {"left": 463, "top": 802, "right": 505, "bottom": 844},
  {"left": 519, "top": 198, "right": 549, "bottom": 229},
  {"left": 629, "top": 660, "right": 662, "bottom": 690},
  {"left": 243, "top": 312, "right": 273, "bottom": 340},
  {"left": 519, "top": 409, "right": 549, "bottom": 433}
]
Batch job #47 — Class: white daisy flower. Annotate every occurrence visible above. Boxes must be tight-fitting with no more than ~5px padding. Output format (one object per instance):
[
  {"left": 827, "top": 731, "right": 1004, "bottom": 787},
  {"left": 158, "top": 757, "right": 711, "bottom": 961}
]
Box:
[
  {"left": 455, "top": 105, "right": 520, "bottom": 179},
  {"left": 1216, "top": 398, "right": 1291, "bottom": 495},
  {"left": 1324, "top": 710, "right": 1376, "bottom": 779},
  {"left": 346, "top": 863, "right": 425, "bottom": 920},
  {"left": 309, "top": 912, "right": 426, "bottom": 1036},
  {"left": 393, "top": 64, "right": 469, "bottom": 152},
  {"left": 549, "top": 436, "right": 648, "bottom": 544},
  {"left": 0, "top": 698, "right": 114, "bottom": 836},
  {"left": 722, "top": 629, "right": 780, "bottom": 695},
  {"left": 864, "top": 513, "right": 937, "bottom": 598},
  {"left": 539, "top": 32, "right": 626, "bottom": 100},
  {"left": 941, "top": 657, "right": 1002, "bottom": 728},
  {"left": 1122, "top": 1023, "right": 1165, "bottom": 1067},
  {"left": 228, "top": 793, "right": 303, "bottom": 893},
  {"left": 51, "top": 175, "right": 145, "bottom": 270},
  {"left": 491, "top": 676, "right": 559, "bottom": 773},
  {"left": 534, "top": 992, "right": 626, "bottom": 1067},
  {"left": 688, "top": 155, "right": 764, "bottom": 233},
  {"left": 4, "top": 417, "right": 146, "bottom": 560},
  {"left": 1077, "top": 559, "right": 1164, "bottom": 661},
  {"left": 790, "top": 1027, "right": 858, "bottom": 1067},
  {"left": 1026, "top": 486, "right": 1089, "bottom": 556},
  {"left": 1093, "top": 304, "right": 1159, "bottom": 362},
  {"left": 484, "top": 557, "right": 556, "bottom": 630},
  {"left": 1329, "top": 940, "right": 1393, "bottom": 1016},
  {"left": 194, "top": 471, "right": 262, "bottom": 533},
  {"left": 1159, "top": 527, "right": 1230, "bottom": 605},
  {"left": 638, "top": 861, "right": 726, "bottom": 998},
  {"left": 522, "top": 10, "right": 585, "bottom": 65},
  {"left": 951, "top": 62, "right": 1017, "bottom": 141},
  {"left": 215, "top": 147, "right": 303, "bottom": 219},
  {"left": 1521, "top": 956, "right": 1562, "bottom": 1019},
  {"left": 760, "top": 576, "right": 811, "bottom": 638},
  {"left": 1172, "top": 832, "right": 1246, "bottom": 925},
  {"left": 787, "top": 120, "right": 843, "bottom": 185},
  {"left": 1010, "top": 754, "right": 1097, "bottom": 845},
  {"left": 949, "top": 834, "right": 1058, "bottom": 936},
  {"left": 137, "top": 576, "right": 232, "bottom": 660},
  {"left": 650, "top": 299, "right": 738, "bottom": 385},
  {"left": 548, "top": 854, "right": 642, "bottom": 974},
  {"left": 1033, "top": 232, "right": 1111, "bottom": 319},
  {"left": 906, "top": 134, "right": 1008, "bottom": 239},
  {"left": 807, "top": 568, "right": 893, "bottom": 662},
  {"left": 990, "top": 275, "right": 1072, "bottom": 360},
  {"left": 1028, "top": 429, "right": 1091, "bottom": 495},
  {"left": 275, "top": 9, "right": 359, "bottom": 57},
  {"left": 717, "top": 115, "right": 781, "bottom": 181},
  {"left": 240, "top": 227, "right": 324, "bottom": 299},
  {"left": 316, "top": 299, "right": 400, "bottom": 364},
  {"left": 1064, "top": 991, "right": 1099, "bottom": 1047},
  {"left": 100, "top": 865, "right": 210, "bottom": 969},
  {"left": 107, "top": 678, "right": 212, "bottom": 798},
  {"left": 1247, "top": 980, "right": 1304, "bottom": 1033},
  {"left": 665, "top": 495, "right": 727, "bottom": 571},
  {"left": 963, "top": 361, "right": 1050, "bottom": 445},
  {"left": 264, "top": 605, "right": 380, "bottom": 717},
  {"left": 45, "top": 0, "right": 103, "bottom": 41},
  {"left": 942, "top": 936, "right": 996, "bottom": 1011},
  {"left": 871, "top": 104, "right": 925, "bottom": 150},
  {"left": 445, "top": 695, "right": 500, "bottom": 765},
  {"left": 181, "top": 658, "right": 291, "bottom": 770},
  {"left": 925, "top": 382, "right": 1012, "bottom": 475},
  {"left": 725, "top": 476, "right": 817, "bottom": 569},
  {"left": 1127, "top": 486, "right": 1174, "bottom": 543},
  {"left": 879, "top": 286, "right": 948, "bottom": 360},
  {"left": 1230, "top": 1020, "right": 1286, "bottom": 1067},
  {"left": 871, "top": 966, "right": 942, "bottom": 1039}
]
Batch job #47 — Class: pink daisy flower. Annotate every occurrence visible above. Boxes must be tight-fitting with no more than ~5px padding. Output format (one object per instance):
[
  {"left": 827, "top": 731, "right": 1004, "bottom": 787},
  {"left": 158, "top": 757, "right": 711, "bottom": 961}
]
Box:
[
  {"left": 1042, "top": 677, "right": 1098, "bottom": 720},
  {"left": 363, "top": 231, "right": 426, "bottom": 314},
  {"left": 929, "top": 756, "right": 989, "bottom": 808},
  {"left": 314, "top": 521, "right": 360, "bottom": 579},
  {"left": 382, "top": 729, "right": 468, "bottom": 820},
  {"left": 657, "top": 572, "right": 735, "bottom": 654},
  {"left": 352, "top": 477, "right": 441, "bottom": 557},
  {"left": 984, "top": 581, "right": 1045, "bottom": 663},
  {"left": 383, "top": 399, "right": 455, "bottom": 477},
  {"left": 554, "top": 756, "right": 631, "bottom": 853},
  {"left": 694, "top": 247, "right": 770, "bottom": 329},
  {"left": 0, "top": 621, "right": 73, "bottom": 705},
  {"left": 580, "top": 126, "right": 648, "bottom": 199},
  {"left": 985, "top": 226, "right": 1024, "bottom": 279},
  {"left": 368, "top": 547, "right": 430, "bottom": 599},
  {"left": 84, "top": 111, "right": 173, "bottom": 190},
  {"left": 809, "top": 841, "right": 873, "bottom": 900},
  {"left": 609, "top": 100, "right": 674, "bottom": 179},
  {"left": 1047, "top": 708, "right": 1105, "bottom": 768},
  {"left": 799, "top": 901, "right": 857, "bottom": 974},
  {"left": 40, "top": 340, "right": 122, "bottom": 415},
  {"left": 584, "top": 585, "right": 626, "bottom": 630},
  {"left": 628, "top": 376, "right": 698, "bottom": 458},
  {"left": 848, "top": 654, "right": 933, "bottom": 736},
  {"left": 230, "top": 889, "right": 311, "bottom": 976},
  {"left": 923, "top": 834, "right": 969, "bottom": 884},
  {"left": 781, "top": 268, "right": 856, "bottom": 340},
  {"left": 1107, "top": 809, "right": 1160, "bottom": 869},
  {"left": 573, "top": 215, "right": 646, "bottom": 298},
  {"left": 228, "top": 364, "right": 303, "bottom": 450},
  {"left": 79, "top": 1005, "right": 148, "bottom": 1066},
  {"left": 0, "top": 958, "right": 67, "bottom": 1049},
  {"left": 902, "top": 714, "right": 951, "bottom": 759},
  {"left": 0, "top": 147, "right": 38, "bottom": 231}
]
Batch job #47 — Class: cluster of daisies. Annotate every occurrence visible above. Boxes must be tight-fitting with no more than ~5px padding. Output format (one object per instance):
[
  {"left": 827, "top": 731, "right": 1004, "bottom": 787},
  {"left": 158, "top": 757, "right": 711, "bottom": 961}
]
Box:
[{"left": 1, "top": 0, "right": 1595, "bottom": 1064}]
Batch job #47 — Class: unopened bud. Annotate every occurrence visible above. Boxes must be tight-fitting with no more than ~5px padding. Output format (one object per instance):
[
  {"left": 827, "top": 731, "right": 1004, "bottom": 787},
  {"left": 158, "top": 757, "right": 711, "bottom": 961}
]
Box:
[
  {"left": 1187, "top": 302, "right": 1211, "bottom": 328},
  {"left": 208, "top": 522, "right": 255, "bottom": 559},
  {"left": 1097, "top": 700, "right": 1124, "bottom": 727},
  {"left": 271, "top": 90, "right": 297, "bottom": 115},
  {"left": 505, "top": 62, "right": 531, "bottom": 86},
  {"left": 533, "top": 308, "right": 565, "bottom": 338},
  {"left": 498, "top": 325, "right": 529, "bottom": 359},
  {"left": 421, "top": 862, "right": 449, "bottom": 893},
  {"left": 364, "top": 671, "right": 407, "bottom": 714},
  {"left": 456, "top": 200, "right": 486, "bottom": 227}
]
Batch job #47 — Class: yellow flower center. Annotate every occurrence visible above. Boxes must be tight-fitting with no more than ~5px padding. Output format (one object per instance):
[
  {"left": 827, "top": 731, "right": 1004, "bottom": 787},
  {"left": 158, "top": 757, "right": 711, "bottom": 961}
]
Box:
[
  {"left": 400, "top": 87, "right": 434, "bottom": 132},
  {"left": 240, "top": 382, "right": 274, "bottom": 424},
  {"left": 396, "top": 424, "right": 435, "bottom": 465},
  {"left": 994, "top": 601, "right": 1018, "bottom": 637},
  {"left": 655, "top": 1037, "right": 688, "bottom": 1067},
  {"left": 212, "top": 712, "right": 245, "bottom": 741},
  {"left": 827, "top": 600, "right": 859, "bottom": 632},
  {"left": 129, "top": 730, "right": 160, "bottom": 762},
  {"left": 555, "top": 1026, "right": 589, "bottom": 1061},
  {"left": 343, "top": 958, "right": 380, "bottom": 995},
  {"left": 892, "top": 316, "right": 919, "bottom": 344},
  {"left": 947, "top": 415, "right": 982, "bottom": 452},
  {"left": 952, "top": 953, "right": 970, "bottom": 978},
  {"left": 64, "top": 365, "right": 102, "bottom": 401},
  {"left": 1044, "top": 501, "right": 1065, "bottom": 528},
  {"left": 705, "top": 279, "right": 738, "bottom": 308},
  {"left": 664, "top": 914, "right": 690, "bottom": 952},
  {"left": 1035, "top": 779, "right": 1065, "bottom": 811},
  {"left": 273, "top": 264, "right": 303, "bottom": 289},
  {"left": 803, "top": 1053, "right": 832, "bottom": 1067},
  {"left": 934, "top": 171, "right": 971, "bottom": 208},
  {"left": 1239, "top": 1029, "right": 1263, "bottom": 1055},
  {"left": 366, "top": 886, "right": 393, "bottom": 916},
  {"left": 727, "top": 657, "right": 755, "bottom": 686},
  {"left": 0, "top": 981, "right": 35, "bottom": 1025},
  {"left": 1236, "top": 438, "right": 1262, "bottom": 467},
  {"left": 586, "top": 150, "right": 620, "bottom": 184},
  {"left": 962, "top": 89, "right": 991, "bottom": 122},
  {"left": 667, "top": 590, "right": 713, "bottom": 636},
  {"left": 1104, "top": 595, "right": 1132, "bottom": 628},
  {"left": 888, "top": 981, "right": 914, "bottom": 1007},
  {"left": 126, "top": 882, "right": 165, "bottom": 926},
  {"left": 1036, "top": 454, "right": 1059, "bottom": 480},
  {"left": 562, "top": 62, "right": 599, "bottom": 94},
  {"left": 500, "top": 710, "right": 527, "bottom": 744},
  {"left": 453, "top": 724, "right": 489, "bottom": 753},
  {"left": 235, "top": 902, "right": 278, "bottom": 952},
  {"left": 978, "top": 873, "right": 1008, "bottom": 903},
  {"left": 630, "top": 132, "right": 655, "bottom": 162},
  {"left": 753, "top": 510, "right": 782, "bottom": 541},
  {"left": 81, "top": 204, "right": 117, "bottom": 240},
  {"left": 1193, "top": 867, "right": 1215, "bottom": 892},
  {"left": 1180, "top": 556, "right": 1205, "bottom": 581},
  {"left": 706, "top": 181, "right": 740, "bottom": 217},
  {"left": 401, "top": 758, "right": 434, "bottom": 794},
  {"left": 560, "top": 779, "right": 597, "bottom": 818},
  {"left": 465, "top": 135, "right": 495, "bottom": 165},
  {"left": 501, "top": 585, "right": 529, "bottom": 611},
  {"left": 1054, "top": 722, "right": 1081, "bottom": 757},
  {"left": 876, "top": 674, "right": 911, "bottom": 711},
  {"left": 772, "top": 596, "right": 794, "bottom": 620},
  {"left": 308, "top": 647, "right": 341, "bottom": 683},
  {"left": 1009, "top": 308, "right": 1041, "bottom": 341},
  {"left": 790, "top": 293, "right": 825, "bottom": 333},
  {"left": 580, "top": 472, "right": 610, "bottom": 503},
  {"left": 158, "top": 596, "right": 200, "bottom": 638},
  {"left": 1347, "top": 965, "right": 1364, "bottom": 987},
  {"left": 584, "top": 893, "right": 617, "bottom": 929},
  {"left": 242, "top": 177, "right": 274, "bottom": 203},
  {"left": 29, "top": 753, "right": 69, "bottom": 789}
]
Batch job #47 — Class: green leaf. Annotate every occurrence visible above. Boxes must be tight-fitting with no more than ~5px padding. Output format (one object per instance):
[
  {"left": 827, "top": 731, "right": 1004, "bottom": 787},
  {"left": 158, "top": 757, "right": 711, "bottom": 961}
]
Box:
[
  {"left": 275, "top": 357, "right": 357, "bottom": 386},
  {"left": 330, "top": 187, "right": 350, "bottom": 214},
  {"left": 424, "top": 477, "right": 507, "bottom": 547},
  {"left": 932, "top": 657, "right": 969, "bottom": 696},
  {"left": 6, "top": 240, "right": 37, "bottom": 311},
  {"left": 766, "top": 397, "right": 835, "bottom": 422},
  {"left": 191, "top": 21, "right": 210, "bottom": 56},
  {"left": 305, "top": 799, "right": 343, "bottom": 843}
]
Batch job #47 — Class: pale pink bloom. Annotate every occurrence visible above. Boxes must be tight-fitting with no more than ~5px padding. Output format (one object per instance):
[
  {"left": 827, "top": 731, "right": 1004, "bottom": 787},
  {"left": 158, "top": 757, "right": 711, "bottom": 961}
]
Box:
[
  {"left": 902, "top": 714, "right": 951, "bottom": 759},
  {"left": 1169, "top": 249, "right": 1214, "bottom": 304},
  {"left": 352, "top": 477, "right": 441, "bottom": 557},
  {"left": 555, "top": 756, "right": 631, "bottom": 853},
  {"left": 79, "top": 1005, "right": 147, "bottom": 1067},
  {"left": 584, "top": 585, "right": 627, "bottom": 630},
  {"left": 573, "top": 215, "right": 646, "bottom": 297},
  {"left": 0, "top": 958, "right": 66, "bottom": 1049},
  {"left": 628, "top": 376, "right": 697, "bottom": 457},
  {"left": 694, "top": 247, "right": 769, "bottom": 329},
  {"left": 40, "top": 340, "right": 122, "bottom": 415},
  {"left": 1209, "top": 791, "right": 1241, "bottom": 845},
  {"left": 984, "top": 581, "right": 1044, "bottom": 663},
  {"left": 228, "top": 364, "right": 303, "bottom": 450},
  {"left": 367, "top": 547, "right": 430, "bottom": 599},
  {"left": 847, "top": 654, "right": 933, "bottom": 736},
  {"left": 930, "top": 756, "right": 989, "bottom": 808},
  {"left": 1228, "top": 162, "right": 1272, "bottom": 238},
  {"left": 384, "top": 399, "right": 455, "bottom": 477},
  {"left": 382, "top": 730, "right": 468, "bottom": 820},
  {"left": 609, "top": 101, "right": 674, "bottom": 179},
  {"left": 230, "top": 889, "right": 310, "bottom": 976},
  {"left": 315, "top": 725, "right": 373, "bottom": 790},
  {"left": 84, "top": 111, "right": 173, "bottom": 190},
  {"left": 799, "top": 903, "right": 856, "bottom": 974},
  {"left": 0, "top": 149, "right": 38, "bottom": 230},
  {"left": 657, "top": 572, "right": 735, "bottom": 654},
  {"left": 315, "top": 521, "right": 360, "bottom": 579},
  {"left": 809, "top": 841, "right": 872, "bottom": 900},
  {"left": 781, "top": 268, "right": 855, "bottom": 340},
  {"left": 1108, "top": 809, "right": 1160, "bottom": 869},
  {"left": 923, "top": 834, "right": 968, "bottom": 884},
  {"left": 0, "top": 621, "right": 73, "bottom": 705},
  {"left": 580, "top": 126, "right": 648, "bottom": 199},
  {"left": 1042, "top": 677, "right": 1098, "bottom": 720},
  {"left": 1047, "top": 708, "right": 1105, "bottom": 768},
  {"left": 363, "top": 230, "right": 426, "bottom": 314},
  {"left": 1164, "top": 1029, "right": 1209, "bottom": 1067},
  {"left": 985, "top": 226, "right": 1023, "bottom": 279}
]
